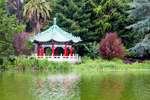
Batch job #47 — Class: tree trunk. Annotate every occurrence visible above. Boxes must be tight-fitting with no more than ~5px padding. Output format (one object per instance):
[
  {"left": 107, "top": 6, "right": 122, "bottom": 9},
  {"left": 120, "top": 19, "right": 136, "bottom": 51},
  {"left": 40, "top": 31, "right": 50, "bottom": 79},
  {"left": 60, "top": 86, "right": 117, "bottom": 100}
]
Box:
[
  {"left": 35, "top": 20, "right": 40, "bottom": 35},
  {"left": 34, "top": 24, "right": 36, "bottom": 36},
  {"left": 15, "top": 0, "right": 21, "bottom": 25},
  {"left": 34, "top": 20, "right": 40, "bottom": 52}
]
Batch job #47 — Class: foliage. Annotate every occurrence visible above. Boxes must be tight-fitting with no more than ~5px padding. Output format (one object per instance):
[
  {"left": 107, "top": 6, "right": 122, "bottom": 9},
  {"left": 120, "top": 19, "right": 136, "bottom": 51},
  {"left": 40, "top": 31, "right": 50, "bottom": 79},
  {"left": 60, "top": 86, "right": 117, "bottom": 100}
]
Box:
[
  {"left": 99, "top": 32, "right": 125, "bottom": 60},
  {"left": 6, "top": 0, "right": 22, "bottom": 24},
  {"left": 46, "top": 48, "right": 52, "bottom": 56},
  {"left": 29, "top": 57, "right": 39, "bottom": 68},
  {"left": 92, "top": 0, "right": 138, "bottom": 48},
  {"left": 73, "top": 58, "right": 150, "bottom": 70},
  {"left": 4, "top": 56, "right": 71, "bottom": 70},
  {"left": 22, "top": 58, "right": 32, "bottom": 69},
  {"left": 59, "top": 61, "right": 70, "bottom": 70},
  {"left": 81, "top": 56, "right": 92, "bottom": 63},
  {"left": 0, "top": 0, "right": 25, "bottom": 57},
  {"left": 12, "top": 31, "right": 34, "bottom": 56},
  {"left": 124, "top": 46, "right": 133, "bottom": 60},
  {"left": 25, "top": 21, "right": 33, "bottom": 32},
  {"left": 83, "top": 41, "right": 99, "bottom": 59},
  {"left": 128, "top": 34, "right": 150, "bottom": 58},
  {"left": 92, "top": 0, "right": 122, "bottom": 38},
  {"left": 1, "top": 56, "right": 150, "bottom": 70},
  {"left": 14, "top": 56, "right": 26, "bottom": 69},
  {"left": 126, "top": 0, "right": 150, "bottom": 40},
  {"left": 1, "top": 57, "right": 13, "bottom": 69},
  {"left": 47, "top": 0, "right": 97, "bottom": 55},
  {"left": 23, "top": 0, "right": 52, "bottom": 35}
]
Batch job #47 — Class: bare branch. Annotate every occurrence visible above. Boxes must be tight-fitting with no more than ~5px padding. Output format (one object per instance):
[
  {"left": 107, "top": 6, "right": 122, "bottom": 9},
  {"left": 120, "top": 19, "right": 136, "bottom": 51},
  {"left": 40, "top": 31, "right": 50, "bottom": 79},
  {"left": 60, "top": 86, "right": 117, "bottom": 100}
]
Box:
[{"left": 6, "top": 0, "right": 17, "bottom": 10}]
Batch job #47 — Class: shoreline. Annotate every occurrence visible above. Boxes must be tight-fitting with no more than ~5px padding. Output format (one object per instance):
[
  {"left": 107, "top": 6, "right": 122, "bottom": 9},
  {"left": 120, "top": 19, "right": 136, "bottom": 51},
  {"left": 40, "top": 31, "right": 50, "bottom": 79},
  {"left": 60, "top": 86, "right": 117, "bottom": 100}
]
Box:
[{"left": 0, "top": 68, "right": 150, "bottom": 71}]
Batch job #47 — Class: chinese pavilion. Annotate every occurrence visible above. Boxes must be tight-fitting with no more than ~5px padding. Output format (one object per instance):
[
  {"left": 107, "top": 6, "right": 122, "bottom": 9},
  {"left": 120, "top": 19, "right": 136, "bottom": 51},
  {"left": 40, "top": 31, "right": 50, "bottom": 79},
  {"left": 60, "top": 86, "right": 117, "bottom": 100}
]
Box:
[{"left": 30, "top": 18, "right": 81, "bottom": 57}]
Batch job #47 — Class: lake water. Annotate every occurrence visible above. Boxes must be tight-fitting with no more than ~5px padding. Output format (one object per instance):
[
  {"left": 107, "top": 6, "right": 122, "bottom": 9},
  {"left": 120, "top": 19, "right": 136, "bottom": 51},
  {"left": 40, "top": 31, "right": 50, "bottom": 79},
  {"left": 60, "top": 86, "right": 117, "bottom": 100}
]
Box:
[{"left": 0, "top": 70, "right": 150, "bottom": 100}]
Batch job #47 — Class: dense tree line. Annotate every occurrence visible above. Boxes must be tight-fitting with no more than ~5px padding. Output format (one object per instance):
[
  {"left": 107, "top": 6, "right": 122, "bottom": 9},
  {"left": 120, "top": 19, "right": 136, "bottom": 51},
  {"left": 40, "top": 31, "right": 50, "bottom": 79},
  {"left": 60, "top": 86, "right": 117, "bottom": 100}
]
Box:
[
  {"left": 1, "top": 0, "right": 150, "bottom": 58},
  {"left": 0, "top": 0, "right": 25, "bottom": 57}
]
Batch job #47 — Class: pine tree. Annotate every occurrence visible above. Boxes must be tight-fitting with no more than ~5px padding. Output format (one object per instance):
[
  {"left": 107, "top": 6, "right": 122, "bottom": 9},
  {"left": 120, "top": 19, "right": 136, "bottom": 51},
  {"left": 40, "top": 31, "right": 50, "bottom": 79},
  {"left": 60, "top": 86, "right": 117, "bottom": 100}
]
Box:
[
  {"left": 47, "top": 0, "right": 97, "bottom": 55},
  {"left": 126, "top": 0, "right": 150, "bottom": 40},
  {"left": 128, "top": 34, "right": 150, "bottom": 58},
  {"left": 92, "top": 0, "right": 121, "bottom": 38}
]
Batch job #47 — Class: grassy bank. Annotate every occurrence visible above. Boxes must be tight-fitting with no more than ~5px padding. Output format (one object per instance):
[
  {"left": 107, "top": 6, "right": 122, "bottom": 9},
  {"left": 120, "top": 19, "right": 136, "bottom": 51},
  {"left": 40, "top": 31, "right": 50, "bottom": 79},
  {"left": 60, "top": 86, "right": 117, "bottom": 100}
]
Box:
[
  {"left": 0, "top": 56, "right": 150, "bottom": 70},
  {"left": 73, "top": 58, "right": 150, "bottom": 70},
  {"left": 0, "top": 57, "right": 72, "bottom": 70}
]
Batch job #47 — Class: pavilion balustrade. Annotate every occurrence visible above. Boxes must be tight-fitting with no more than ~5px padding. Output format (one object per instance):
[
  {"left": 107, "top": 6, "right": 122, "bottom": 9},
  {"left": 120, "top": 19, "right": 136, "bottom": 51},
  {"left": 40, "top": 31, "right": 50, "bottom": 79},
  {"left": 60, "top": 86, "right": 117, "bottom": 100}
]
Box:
[{"left": 29, "top": 53, "right": 81, "bottom": 64}]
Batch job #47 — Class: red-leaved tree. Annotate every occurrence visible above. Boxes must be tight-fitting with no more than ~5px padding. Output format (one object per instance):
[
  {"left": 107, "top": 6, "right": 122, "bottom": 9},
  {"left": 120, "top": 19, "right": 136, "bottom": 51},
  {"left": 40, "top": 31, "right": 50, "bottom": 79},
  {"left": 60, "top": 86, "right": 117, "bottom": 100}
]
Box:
[
  {"left": 99, "top": 32, "right": 125, "bottom": 60},
  {"left": 12, "top": 31, "right": 34, "bottom": 56}
]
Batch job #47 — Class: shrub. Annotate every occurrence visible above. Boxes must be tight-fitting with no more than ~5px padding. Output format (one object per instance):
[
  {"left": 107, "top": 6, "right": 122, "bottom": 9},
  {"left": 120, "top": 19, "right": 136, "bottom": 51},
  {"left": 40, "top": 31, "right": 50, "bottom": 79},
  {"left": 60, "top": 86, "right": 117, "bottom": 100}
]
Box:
[
  {"left": 60, "top": 61, "right": 70, "bottom": 70},
  {"left": 22, "top": 59, "right": 32, "bottom": 69},
  {"left": 43, "top": 59, "right": 50, "bottom": 69},
  {"left": 14, "top": 58, "right": 21, "bottom": 69},
  {"left": 12, "top": 31, "right": 34, "bottom": 56},
  {"left": 81, "top": 56, "right": 91, "bottom": 63},
  {"left": 2, "top": 58, "right": 12, "bottom": 69},
  {"left": 83, "top": 41, "right": 99, "bottom": 59},
  {"left": 49, "top": 62, "right": 59, "bottom": 69},
  {"left": 124, "top": 47, "right": 133, "bottom": 60},
  {"left": 99, "top": 32, "right": 125, "bottom": 60}
]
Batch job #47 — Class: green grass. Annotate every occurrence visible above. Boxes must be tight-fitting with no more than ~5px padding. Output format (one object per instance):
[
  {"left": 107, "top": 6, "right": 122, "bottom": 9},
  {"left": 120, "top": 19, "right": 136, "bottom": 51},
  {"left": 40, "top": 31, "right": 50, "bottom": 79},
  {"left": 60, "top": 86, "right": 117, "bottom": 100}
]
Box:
[
  {"left": 1, "top": 56, "right": 150, "bottom": 70},
  {"left": 72, "top": 58, "right": 150, "bottom": 70}
]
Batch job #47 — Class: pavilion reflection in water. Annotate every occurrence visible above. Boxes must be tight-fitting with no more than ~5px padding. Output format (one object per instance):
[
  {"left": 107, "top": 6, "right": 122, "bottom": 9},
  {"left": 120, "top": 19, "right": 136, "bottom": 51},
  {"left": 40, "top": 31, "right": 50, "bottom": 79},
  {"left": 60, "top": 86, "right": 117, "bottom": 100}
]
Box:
[{"left": 29, "top": 73, "right": 81, "bottom": 100}]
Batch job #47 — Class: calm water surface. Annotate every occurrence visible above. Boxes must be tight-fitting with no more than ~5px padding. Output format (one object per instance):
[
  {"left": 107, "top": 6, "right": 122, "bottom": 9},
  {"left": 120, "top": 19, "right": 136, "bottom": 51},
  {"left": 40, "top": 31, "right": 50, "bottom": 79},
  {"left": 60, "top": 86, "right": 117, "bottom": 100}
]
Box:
[{"left": 0, "top": 70, "right": 150, "bottom": 100}]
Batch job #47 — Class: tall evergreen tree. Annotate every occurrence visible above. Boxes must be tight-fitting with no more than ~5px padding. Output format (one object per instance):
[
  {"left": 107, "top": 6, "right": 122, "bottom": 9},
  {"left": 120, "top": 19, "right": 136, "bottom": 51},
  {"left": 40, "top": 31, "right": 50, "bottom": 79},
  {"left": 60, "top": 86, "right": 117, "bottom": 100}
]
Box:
[
  {"left": 126, "top": 0, "right": 150, "bottom": 40},
  {"left": 47, "top": 0, "right": 98, "bottom": 55},
  {"left": 92, "top": 0, "right": 121, "bottom": 38}
]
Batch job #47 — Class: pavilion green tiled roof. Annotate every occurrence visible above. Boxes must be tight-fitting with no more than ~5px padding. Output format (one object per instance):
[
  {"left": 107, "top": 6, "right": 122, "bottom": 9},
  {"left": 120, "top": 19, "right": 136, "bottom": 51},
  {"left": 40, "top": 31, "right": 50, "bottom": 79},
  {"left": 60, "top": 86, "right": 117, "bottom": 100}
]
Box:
[{"left": 30, "top": 18, "right": 81, "bottom": 43}]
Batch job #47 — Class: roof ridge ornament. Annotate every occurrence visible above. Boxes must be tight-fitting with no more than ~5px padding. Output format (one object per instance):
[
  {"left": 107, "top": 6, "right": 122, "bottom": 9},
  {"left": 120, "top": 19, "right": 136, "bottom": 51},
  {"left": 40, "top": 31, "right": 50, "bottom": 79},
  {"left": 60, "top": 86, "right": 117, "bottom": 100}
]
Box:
[{"left": 54, "top": 17, "right": 56, "bottom": 25}]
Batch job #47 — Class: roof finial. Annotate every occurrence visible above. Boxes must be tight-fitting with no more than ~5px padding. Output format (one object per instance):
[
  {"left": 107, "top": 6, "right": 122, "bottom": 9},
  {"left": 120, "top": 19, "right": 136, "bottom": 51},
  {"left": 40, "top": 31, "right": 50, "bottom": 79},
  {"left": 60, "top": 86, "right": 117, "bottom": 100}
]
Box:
[{"left": 54, "top": 18, "right": 56, "bottom": 25}]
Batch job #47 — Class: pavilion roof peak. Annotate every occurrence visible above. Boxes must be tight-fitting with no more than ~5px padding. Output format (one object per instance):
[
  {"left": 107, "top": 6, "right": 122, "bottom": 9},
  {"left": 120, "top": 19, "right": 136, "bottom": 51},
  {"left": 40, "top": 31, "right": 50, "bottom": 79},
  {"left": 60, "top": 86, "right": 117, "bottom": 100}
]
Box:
[{"left": 30, "top": 18, "right": 81, "bottom": 43}]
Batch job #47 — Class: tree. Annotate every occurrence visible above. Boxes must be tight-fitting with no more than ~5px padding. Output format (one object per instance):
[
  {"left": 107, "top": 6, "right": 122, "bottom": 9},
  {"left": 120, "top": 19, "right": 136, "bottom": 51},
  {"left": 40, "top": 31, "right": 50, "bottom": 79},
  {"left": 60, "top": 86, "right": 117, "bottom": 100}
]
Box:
[
  {"left": 126, "top": 0, "right": 150, "bottom": 40},
  {"left": 99, "top": 32, "right": 125, "bottom": 60},
  {"left": 128, "top": 34, "right": 150, "bottom": 58},
  {"left": 12, "top": 31, "right": 34, "bottom": 56},
  {"left": 23, "top": 0, "right": 52, "bottom": 35},
  {"left": 92, "top": 0, "right": 140, "bottom": 49},
  {"left": 0, "top": 0, "right": 25, "bottom": 57},
  {"left": 6, "top": 0, "right": 22, "bottom": 25},
  {"left": 47, "top": 0, "right": 97, "bottom": 55},
  {"left": 92, "top": 0, "right": 121, "bottom": 38}
]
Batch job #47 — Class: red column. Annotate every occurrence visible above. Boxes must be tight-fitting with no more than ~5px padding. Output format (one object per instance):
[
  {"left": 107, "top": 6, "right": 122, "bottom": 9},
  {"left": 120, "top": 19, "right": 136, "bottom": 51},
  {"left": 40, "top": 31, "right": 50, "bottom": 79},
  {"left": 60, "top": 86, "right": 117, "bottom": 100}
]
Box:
[
  {"left": 65, "top": 43, "right": 67, "bottom": 56},
  {"left": 70, "top": 44, "right": 72, "bottom": 56},
  {"left": 37, "top": 45, "right": 40, "bottom": 56},
  {"left": 41, "top": 43, "right": 43, "bottom": 58},
  {"left": 52, "top": 43, "right": 54, "bottom": 56}
]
